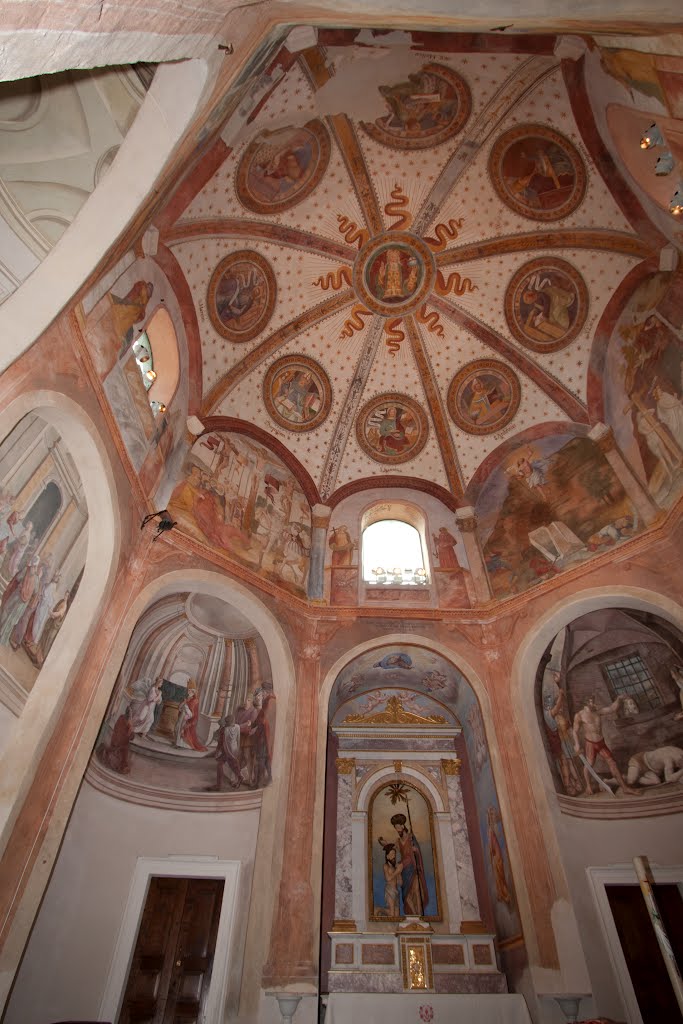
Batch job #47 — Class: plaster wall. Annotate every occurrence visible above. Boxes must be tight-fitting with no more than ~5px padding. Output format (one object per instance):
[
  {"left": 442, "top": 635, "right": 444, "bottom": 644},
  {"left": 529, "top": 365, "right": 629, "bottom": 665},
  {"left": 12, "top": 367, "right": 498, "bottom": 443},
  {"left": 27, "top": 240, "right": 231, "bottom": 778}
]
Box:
[
  {"left": 552, "top": 810, "right": 682, "bottom": 1022},
  {"left": 4, "top": 781, "right": 260, "bottom": 1024},
  {"left": 0, "top": 703, "right": 15, "bottom": 757}
]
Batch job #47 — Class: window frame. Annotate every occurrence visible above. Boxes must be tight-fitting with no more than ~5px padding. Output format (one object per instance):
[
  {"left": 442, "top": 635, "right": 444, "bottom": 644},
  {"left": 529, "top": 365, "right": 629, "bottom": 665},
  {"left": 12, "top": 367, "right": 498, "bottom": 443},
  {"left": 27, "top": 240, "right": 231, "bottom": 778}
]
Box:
[
  {"left": 599, "top": 650, "right": 662, "bottom": 711},
  {"left": 359, "top": 501, "right": 431, "bottom": 587}
]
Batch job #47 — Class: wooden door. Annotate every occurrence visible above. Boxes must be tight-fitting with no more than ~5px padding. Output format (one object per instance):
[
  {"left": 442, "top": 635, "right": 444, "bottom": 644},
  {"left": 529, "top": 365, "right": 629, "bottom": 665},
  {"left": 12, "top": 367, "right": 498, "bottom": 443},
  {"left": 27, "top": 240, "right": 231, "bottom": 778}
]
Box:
[
  {"left": 606, "top": 882, "right": 683, "bottom": 1024},
  {"left": 118, "top": 877, "right": 224, "bottom": 1024}
]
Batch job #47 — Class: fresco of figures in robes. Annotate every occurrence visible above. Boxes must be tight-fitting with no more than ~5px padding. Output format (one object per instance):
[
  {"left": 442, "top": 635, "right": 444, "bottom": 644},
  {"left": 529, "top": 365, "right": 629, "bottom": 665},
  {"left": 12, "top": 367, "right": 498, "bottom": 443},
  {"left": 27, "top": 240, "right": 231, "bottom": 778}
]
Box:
[
  {"left": 168, "top": 431, "right": 311, "bottom": 596},
  {"left": 0, "top": 414, "right": 87, "bottom": 700},
  {"left": 91, "top": 591, "right": 276, "bottom": 806}
]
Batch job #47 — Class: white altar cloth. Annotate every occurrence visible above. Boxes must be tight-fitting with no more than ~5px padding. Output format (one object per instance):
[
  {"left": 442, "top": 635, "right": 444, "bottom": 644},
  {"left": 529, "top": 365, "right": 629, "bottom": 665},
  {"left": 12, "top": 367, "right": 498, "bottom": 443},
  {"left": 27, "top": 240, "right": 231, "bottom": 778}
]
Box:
[{"left": 324, "top": 993, "right": 533, "bottom": 1024}]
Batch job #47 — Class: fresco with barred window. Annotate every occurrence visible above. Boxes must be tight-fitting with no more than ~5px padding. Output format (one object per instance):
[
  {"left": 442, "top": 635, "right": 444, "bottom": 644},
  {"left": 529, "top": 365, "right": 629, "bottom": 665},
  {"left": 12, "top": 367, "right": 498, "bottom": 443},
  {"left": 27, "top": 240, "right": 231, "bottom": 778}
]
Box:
[{"left": 536, "top": 609, "right": 683, "bottom": 811}]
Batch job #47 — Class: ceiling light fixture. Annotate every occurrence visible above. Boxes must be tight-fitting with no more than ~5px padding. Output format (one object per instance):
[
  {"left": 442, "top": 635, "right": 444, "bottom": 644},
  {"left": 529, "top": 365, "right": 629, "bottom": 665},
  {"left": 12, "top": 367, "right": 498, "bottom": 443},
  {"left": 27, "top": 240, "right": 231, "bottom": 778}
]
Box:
[
  {"left": 145, "top": 368, "right": 157, "bottom": 382},
  {"left": 670, "top": 184, "right": 683, "bottom": 216},
  {"left": 655, "top": 151, "right": 675, "bottom": 176},
  {"left": 640, "top": 123, "right": 664, "bottom": 149}
]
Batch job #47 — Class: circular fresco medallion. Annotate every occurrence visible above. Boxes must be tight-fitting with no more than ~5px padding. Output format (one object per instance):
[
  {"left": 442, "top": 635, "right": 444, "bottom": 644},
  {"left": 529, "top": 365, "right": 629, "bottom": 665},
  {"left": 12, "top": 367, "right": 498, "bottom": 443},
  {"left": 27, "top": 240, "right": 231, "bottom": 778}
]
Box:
[
  {"left": 362, "top": 63, "right": 471, "bottom": 150},
  {"left": 353, "top": 231, "right": 436, "bottom": 317},
  {"left": 505, "top": 257, "right": 589, "bottom": 353},
  {"left": 447, "top": 360, "right": 521, "bottom": 436},
  {"left": 488, "top": 124, "right": 586, "bottom": 222},
  {"left": 236, "top": 119, "right": 331, "bottom": 214},
  {"left": 356, "top": 393, "right": 429, "bottom": 464},
  {"left": 207, "top": 250, "right": 276, "bottom": 343},
  {"left": 263, "top": 355, "right": 331, "bottom": 432}
]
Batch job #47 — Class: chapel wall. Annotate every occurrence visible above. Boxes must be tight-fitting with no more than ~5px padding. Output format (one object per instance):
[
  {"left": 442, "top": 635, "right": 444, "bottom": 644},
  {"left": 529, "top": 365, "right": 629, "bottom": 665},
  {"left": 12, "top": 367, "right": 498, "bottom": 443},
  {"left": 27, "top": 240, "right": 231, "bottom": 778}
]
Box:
[
  {"left": 3, "top": 781, "right": 261, "bottom": 1024},
  {"left": 554, "top": 810, "right": 682, "bottom": 1021}
]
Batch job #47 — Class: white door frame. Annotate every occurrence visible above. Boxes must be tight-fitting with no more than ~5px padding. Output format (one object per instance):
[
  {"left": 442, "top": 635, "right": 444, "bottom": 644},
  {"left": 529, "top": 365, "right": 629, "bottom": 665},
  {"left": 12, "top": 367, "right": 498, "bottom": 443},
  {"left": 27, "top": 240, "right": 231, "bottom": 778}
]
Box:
[
  {"left": 99, "top": 855, "right": 241, "bottom": 1023},
  {"left": 586, "top": 863, "right": 683, "bottom": 1024}
]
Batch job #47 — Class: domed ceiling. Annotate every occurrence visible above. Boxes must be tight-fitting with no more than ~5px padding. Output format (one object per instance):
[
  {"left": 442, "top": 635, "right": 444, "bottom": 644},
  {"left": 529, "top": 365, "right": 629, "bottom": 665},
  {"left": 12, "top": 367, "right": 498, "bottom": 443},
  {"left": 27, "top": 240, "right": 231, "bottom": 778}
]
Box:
[{"left": 162, "top": 30, "right": 655, "bottom": 507}]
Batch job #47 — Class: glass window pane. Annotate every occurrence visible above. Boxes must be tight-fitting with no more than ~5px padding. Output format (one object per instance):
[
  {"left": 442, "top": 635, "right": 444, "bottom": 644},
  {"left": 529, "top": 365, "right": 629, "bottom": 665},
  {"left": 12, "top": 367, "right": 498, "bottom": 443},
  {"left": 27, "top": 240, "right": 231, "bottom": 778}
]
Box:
[{"left": 362, "top": 520, "right": 425, "bottom": 582}]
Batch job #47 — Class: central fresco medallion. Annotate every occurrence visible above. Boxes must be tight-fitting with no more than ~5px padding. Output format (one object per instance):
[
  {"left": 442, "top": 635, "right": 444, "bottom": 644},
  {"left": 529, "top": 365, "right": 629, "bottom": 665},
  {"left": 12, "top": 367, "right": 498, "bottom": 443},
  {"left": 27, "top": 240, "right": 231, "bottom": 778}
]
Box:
[
  {"left": 356, "top": 392, "right": 429, "bottom": 464},
  {"left": 353, "top": 232, "right": 436, "bottom": 317}
]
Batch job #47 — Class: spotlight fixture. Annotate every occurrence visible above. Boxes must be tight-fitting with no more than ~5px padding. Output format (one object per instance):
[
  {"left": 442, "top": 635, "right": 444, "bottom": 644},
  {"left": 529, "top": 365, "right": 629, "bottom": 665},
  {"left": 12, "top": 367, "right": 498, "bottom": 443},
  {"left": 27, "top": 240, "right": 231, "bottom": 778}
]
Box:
[
  {"left": 670, "top": 185, "right": 683, "bottom": 216},
  {"left": 640, "top": 123, "right": 664, "bottom": 149},
  {"left": 141, "top": 509, "right": 177, "bottom": 541},
  {"left": 145, "top": 368, "right": 157, "bottom": 382},
  {"left": 655, "top": 151, "right": 675, "bottom": 176}
]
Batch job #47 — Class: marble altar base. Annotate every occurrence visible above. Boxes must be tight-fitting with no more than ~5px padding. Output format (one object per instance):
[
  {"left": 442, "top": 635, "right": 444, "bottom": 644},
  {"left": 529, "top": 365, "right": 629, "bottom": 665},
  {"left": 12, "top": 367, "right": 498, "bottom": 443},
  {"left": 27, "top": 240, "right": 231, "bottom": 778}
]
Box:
[{"left": 324, "top": 992, "right": 532, "bottom": 1023}]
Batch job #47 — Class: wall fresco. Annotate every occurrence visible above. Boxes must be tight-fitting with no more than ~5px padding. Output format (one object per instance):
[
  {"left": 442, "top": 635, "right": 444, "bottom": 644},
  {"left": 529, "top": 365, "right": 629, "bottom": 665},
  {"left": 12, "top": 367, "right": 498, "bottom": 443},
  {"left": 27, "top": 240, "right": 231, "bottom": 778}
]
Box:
[
  {"left": 168, "top": 431, "right": 311, "bottom": 595},
  {"left": 603, "top": 271, "right": 683, "bottom": 508},
  {"left": 475, "top": 433, "right": 640, "bottom": 599},
  {"left": 537, "top": 609, "right": 683, "bottom": 807},
  {"left": 93, "top": 591, "right": 275, "bottom": 798},
  {"left": 0, "top": 414, "right": 86, "bottom": 698},
  {"left": 328, "top": 644, "right": 520, "bottom": 941},
  {"left": 456, "top": 685, "right": 520, "bottom": 941}
]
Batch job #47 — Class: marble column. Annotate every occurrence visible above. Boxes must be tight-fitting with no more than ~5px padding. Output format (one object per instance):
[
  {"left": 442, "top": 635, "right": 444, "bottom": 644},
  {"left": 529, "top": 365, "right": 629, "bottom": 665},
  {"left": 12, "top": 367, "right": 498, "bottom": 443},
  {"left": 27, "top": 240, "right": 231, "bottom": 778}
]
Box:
[
  {"left": 588, "top": 423, "right": 659, "bottom": 525},
  {"left": 263, "top": 641, "right": 321, "bottom": 988},
  {"left": 307, "top": 504, "right": 331, "bottom": 602},
  {"left": 333, "top": 759, "right": 355, "bottom": 924},
  {"left": 200, "top": 638, "right": 224, "bottom": 716},
  {"left": 245, "top": 636, "right": 262, "bottom": 691},
  {"left": 443, "top": 761, "right": 480, "bottom": 924},
  {"left": 351, "top": 810, "right": 367, "bottom": 931},
  {"left": 435, "top": 810, "right": 463, "bottom": 932},
  {"left": 455, "top": 507, "right": 493, "bottom": 604},
  {"left": 212, "top": 640, "right": 233, "bottom": 716}
]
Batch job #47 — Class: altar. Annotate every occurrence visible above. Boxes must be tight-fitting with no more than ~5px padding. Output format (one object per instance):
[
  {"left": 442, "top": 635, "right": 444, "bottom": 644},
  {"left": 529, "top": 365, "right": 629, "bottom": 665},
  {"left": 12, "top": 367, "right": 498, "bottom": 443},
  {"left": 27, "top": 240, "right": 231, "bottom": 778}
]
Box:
[{"left": 323, "top": 993, "right": 533, "bottom": 1024}]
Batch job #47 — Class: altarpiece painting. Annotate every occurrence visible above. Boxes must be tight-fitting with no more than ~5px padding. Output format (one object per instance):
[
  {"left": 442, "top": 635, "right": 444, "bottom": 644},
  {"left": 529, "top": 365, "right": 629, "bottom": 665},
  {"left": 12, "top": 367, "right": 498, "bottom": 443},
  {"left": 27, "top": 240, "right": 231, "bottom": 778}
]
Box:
[{"left": 369, "top": 781, "right": 441, "bottom": 922}]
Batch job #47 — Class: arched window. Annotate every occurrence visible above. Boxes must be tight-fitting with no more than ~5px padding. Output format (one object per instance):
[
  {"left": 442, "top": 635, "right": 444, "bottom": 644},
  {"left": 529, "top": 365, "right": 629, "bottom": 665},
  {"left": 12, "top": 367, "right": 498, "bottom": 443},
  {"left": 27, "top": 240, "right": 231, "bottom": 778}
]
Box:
[
  {"left": 131, "top": 307, "right": 180, "bottom": 417},
  {"left": 361, "top": 503, "right": 430, "bottom": 584}
]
